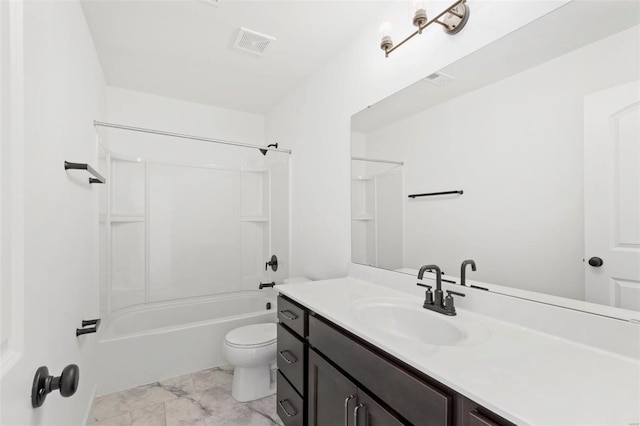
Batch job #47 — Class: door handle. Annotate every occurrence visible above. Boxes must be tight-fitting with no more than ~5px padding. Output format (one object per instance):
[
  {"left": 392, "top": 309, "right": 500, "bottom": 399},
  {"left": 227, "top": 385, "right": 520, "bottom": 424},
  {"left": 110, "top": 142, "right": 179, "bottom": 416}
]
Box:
[
  {"left": 278, "top": 350, "right": 298, "bottom": 364},
  {"left": 344, "top": 395, "right": 355, "bottom": 426},
  {"left": 279, "top": 310, "right": 298, "bottom": 321},
  {"left": 354, "top": 403, "right": 367, "bottom": 426},
  {"left": 31, "top": 364, "right": 79, "bottom": 408},
  {"left": 588, "top": 257, "right": 604, "bottom": 267},
  {"left": 278, "top": 399, "right": 297, "bottom": 417}
]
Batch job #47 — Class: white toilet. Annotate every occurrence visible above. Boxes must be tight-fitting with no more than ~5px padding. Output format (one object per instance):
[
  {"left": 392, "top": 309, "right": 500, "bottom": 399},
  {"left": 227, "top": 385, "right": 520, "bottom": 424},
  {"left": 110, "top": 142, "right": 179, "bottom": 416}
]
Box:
[
  {"left": 223, "top": 277, "right": 310, "bottom": 402},
  {"left": 222, "top": 322, "right": 277, "bottom": 402}
]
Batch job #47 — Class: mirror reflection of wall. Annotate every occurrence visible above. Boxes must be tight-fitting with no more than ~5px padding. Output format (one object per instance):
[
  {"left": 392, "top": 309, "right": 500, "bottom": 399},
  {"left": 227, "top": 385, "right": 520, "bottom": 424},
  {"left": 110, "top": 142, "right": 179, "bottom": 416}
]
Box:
[{"left": 351, "top": 1, "right": 640, "bottom": 311}]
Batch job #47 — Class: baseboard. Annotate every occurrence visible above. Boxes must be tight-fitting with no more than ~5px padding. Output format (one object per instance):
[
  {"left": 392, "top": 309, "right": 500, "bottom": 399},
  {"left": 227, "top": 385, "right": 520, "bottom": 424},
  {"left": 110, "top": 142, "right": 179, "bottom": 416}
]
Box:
[{"left": 81, "top": 385, "right": 98, "bottom": 425}]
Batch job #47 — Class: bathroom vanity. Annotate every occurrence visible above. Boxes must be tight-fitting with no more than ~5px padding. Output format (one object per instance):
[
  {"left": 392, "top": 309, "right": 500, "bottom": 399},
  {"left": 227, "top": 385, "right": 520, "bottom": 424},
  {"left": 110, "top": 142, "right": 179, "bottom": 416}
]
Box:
[
  {"left": 276, "top": 276, "right": 640, "bottom": 426},
  {"left": 277, "top": 292, "right": 512, "bottom": 426}
]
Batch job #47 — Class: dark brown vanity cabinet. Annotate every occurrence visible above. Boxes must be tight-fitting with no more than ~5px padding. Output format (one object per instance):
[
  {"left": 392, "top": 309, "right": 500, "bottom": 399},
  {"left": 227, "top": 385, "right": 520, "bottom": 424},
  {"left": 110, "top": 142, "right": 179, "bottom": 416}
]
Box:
[
  {"left": 308, "top": 348, "right": 403, "bottom": 426},
  {"left": 277, "top": 294, "right": 514, "bottom": 426},
  {"left": 277, "top": 296, "right": 308, "bottom": 426}
]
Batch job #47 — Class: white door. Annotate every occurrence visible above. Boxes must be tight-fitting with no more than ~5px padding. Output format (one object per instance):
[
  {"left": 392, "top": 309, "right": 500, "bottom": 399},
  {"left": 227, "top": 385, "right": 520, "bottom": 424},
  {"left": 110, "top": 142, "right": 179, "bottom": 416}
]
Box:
[
  {"left": 1, "top": 1, "right": 102, "bottom": 424},
  {"left": 584, "top": 80, "right": 640, "bottom": 312}
]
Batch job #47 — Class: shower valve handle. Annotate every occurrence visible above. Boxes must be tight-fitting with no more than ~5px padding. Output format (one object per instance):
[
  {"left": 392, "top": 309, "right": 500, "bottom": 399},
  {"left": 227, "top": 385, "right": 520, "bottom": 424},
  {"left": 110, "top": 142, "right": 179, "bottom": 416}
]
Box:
[{"left": 265, "top": 255, "right": 278, "bottom": 272}]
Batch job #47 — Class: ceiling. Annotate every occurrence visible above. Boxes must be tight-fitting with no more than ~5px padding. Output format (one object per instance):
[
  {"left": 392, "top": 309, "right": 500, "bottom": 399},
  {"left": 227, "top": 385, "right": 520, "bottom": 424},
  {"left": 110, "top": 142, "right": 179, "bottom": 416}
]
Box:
[
  {"left": 80, "top": 0, "right": 392, "bottom": 115},
  {"left": 352, "top": 0, "right": 640, "bottom": 133}
]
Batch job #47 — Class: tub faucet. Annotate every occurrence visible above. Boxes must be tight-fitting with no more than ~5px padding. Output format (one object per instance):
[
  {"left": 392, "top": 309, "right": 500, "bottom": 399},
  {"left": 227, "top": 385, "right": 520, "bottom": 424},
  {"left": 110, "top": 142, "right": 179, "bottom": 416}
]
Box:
[
  {"left": 416, "top": 264, "right": 465, "bottom": 316},
  {"left": 460, "top": 259, "right": 476, "bottom": 286},
  {"left": 259, "top": 282, "right": 275, "bottom": 289}
]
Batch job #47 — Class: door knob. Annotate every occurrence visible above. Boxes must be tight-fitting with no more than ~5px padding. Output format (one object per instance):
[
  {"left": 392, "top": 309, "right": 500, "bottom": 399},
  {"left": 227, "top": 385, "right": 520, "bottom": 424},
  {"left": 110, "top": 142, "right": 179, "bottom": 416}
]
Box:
[
  {"left": 588, "top": 257, "right": 604, "bottom": 267},
  {"left": 31, "top": 364, "right": 79, "bottom": 408}
]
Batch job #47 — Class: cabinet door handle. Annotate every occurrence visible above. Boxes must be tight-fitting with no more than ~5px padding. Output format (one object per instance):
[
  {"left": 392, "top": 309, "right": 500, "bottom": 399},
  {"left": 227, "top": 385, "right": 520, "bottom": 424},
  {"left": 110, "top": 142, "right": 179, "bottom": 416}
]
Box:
[
  {"left": 279, "top": 310, "right": 298, "bottom": 320},
  {"left": 278, "top": 350, "right": 298, "bottom": 364},
  {"left": 278, "top": 399, "right": 297, "bottom": 417},
  {"left": 344, "top": 395, "right": 355, "bottom": 426},
  {"left": 354, "top": 403, "right": 367, "bottom": 426}
]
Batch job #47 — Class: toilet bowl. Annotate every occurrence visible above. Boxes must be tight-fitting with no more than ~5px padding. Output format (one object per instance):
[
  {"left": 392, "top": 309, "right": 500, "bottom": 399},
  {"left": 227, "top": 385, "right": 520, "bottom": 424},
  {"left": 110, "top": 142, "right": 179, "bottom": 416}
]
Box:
[{"left": 222, "top": 322, "right": 277, "bottom": 402}]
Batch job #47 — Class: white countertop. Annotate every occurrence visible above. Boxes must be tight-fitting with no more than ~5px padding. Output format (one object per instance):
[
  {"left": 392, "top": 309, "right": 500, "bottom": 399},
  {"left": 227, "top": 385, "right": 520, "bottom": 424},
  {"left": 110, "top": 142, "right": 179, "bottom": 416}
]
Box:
[{"left": 277, "top": 277, "right": 640, "bottom": 426}]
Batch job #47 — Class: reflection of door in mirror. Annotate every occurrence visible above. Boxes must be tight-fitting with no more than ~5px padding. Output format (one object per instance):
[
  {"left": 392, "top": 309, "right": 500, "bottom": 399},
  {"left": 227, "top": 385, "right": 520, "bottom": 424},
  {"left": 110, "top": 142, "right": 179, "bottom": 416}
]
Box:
[{"left": 584, "top": 81, "right": 640, "bottom": 311}]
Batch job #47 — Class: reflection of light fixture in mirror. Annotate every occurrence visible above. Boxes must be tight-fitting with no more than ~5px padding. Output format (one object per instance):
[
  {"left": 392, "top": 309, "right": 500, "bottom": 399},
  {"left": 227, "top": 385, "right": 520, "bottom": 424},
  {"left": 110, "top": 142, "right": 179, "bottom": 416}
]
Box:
[
  {"left": 379, "top": 21, "right": 394, "bottom": 53},
  {"left": 381, "top": 0, "right": 470, "bottom": 57}
]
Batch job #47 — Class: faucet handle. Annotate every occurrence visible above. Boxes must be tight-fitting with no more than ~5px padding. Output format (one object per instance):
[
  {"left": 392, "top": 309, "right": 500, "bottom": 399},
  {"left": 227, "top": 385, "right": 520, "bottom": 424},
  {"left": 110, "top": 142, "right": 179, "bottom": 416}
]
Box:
[
  {"left": 444, "top": 290, "right": 465, "bottom": 315},
  {"left": 417, "top": 283, "right": 433, "bottom": 306}
]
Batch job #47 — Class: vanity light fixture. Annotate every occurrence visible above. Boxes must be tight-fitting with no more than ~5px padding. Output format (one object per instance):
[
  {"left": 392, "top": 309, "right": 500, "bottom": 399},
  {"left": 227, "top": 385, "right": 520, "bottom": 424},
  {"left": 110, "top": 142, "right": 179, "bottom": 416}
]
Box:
[{"left": 380, "top": 0, "right": 470, "bottom": 57}]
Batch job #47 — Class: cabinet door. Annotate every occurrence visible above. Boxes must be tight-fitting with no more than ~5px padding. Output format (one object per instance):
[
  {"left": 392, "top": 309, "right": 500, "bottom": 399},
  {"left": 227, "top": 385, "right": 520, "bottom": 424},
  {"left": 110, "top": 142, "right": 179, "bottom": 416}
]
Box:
[
  {"left": 308, "top": 349, "right": 358, "bottom": 426},
  {"left": 356, "top": 391, "right": 405, "bottom": 426},
  {"left": 309, "top": 349, "right": 404, "bottom": 426}
]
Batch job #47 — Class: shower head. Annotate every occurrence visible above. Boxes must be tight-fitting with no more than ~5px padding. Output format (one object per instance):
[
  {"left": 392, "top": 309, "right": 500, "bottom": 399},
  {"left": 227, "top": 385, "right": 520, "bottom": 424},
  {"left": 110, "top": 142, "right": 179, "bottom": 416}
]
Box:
[{"left": 259, "top": 143, "right": 278, "bottom": 155}]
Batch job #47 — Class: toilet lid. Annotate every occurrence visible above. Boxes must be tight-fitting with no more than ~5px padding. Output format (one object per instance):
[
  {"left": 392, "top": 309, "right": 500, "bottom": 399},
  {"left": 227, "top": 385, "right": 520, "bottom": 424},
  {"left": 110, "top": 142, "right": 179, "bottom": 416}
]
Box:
[{"left": 225, "top": 323, "right": 277, "bottom": 348}]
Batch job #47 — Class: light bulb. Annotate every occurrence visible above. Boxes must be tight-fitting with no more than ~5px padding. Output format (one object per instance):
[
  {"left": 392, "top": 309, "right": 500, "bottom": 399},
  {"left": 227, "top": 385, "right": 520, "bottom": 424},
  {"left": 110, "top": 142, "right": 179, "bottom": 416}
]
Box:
[
  {"left": 412, "top": 0, "right": 426, "bottom": 13},
  {"left": 412, "top": 0, "right": 428, "bottom": 28},
  {"left": 379, "top": 21, "right": 393, "bottom": 38}
]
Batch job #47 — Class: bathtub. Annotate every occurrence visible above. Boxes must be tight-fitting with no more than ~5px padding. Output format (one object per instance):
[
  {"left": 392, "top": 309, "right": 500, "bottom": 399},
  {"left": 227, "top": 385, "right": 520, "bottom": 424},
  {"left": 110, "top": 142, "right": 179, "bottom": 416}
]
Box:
[{"left": 97, "top": 290, "right": 277, "bottom": 395}]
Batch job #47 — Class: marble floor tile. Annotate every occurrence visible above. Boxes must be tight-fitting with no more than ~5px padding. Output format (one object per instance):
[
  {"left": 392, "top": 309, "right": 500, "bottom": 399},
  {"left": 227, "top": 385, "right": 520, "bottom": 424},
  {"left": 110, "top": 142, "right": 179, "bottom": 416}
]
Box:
[
  {"left": 120, "top": 383, "right": 178, "bottom": 412},
  {"left": 164, "top": 396, "right": 212, "bottom": 426},
  {"left": 248, "top": 395, "right": 283, "bottom": 426},
  {"left": 192, "top": 368, "right": 234, "bottom": 393},
  {"left": 159, "top": 373, "right": 195, "bottom": 398},
  {"left": 90, "top": 393, "right": 131, "bottom": 422},
  {"left": 90, "top": 412, "right": 132, "bottom": 426},
  {"left": 131, "top": 403, "right": 166, "bottom": 426},
  {"left": 90, "top": 366, "right": 281, "bottom": 426},
  {"left": 203, "top": 404, "right": 279, "bottom": 426},
  {"left": 195, "top": 385, "right": 242, "bottom": 414}
]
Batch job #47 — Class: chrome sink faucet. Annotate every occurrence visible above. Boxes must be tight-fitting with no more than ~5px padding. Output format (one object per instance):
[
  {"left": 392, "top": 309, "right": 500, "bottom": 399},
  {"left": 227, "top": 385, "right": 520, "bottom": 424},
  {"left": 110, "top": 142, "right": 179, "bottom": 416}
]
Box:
[{"left": 416, "top": 264, "right": 465, "bottom": 316}]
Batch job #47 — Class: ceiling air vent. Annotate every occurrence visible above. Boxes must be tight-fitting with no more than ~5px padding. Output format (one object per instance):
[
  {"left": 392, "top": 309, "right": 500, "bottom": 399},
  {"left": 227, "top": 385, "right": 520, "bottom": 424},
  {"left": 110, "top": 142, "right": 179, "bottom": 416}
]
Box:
[
  {"left": 233, "top": 27, "right": 276, "bottom": 56},
  {"left": 423, "top": 72, "right": 455, "bottom": 86}
]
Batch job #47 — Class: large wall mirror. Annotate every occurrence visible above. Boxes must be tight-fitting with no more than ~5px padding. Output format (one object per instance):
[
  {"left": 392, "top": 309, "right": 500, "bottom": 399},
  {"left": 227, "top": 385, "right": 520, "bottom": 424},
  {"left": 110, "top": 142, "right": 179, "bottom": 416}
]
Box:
[{"left": 351, "top": 0, "right": 640, "bottom": 316}]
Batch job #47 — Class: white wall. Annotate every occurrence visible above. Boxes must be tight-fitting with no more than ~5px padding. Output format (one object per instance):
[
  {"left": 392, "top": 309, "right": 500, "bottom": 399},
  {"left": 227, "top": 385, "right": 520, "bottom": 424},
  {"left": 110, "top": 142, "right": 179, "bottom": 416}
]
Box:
[
  {"left": 363, "top": 26, "right": 639, "bottom": 299},
  {"left": 266, "top": 0, "right": 570, "bottom": 280},
  {"left": 1, "top": 1, "right": 106, "bottom": 425},
  {"left": 105, "top": 87, "right": 266, "bottom": 166}
]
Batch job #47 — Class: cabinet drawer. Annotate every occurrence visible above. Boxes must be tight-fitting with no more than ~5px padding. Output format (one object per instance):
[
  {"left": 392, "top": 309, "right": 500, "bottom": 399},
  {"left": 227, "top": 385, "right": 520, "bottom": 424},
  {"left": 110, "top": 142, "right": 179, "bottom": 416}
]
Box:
[
  {"left": 277, "top": 371, "right": 304, "bottom": 426},
  {"left": 278, "top": 296, "right": 306, "bottom": 337},
  {"left": 457, "top": 396, "right": 515, "bottom": 426},
  {"left": 277, "top": 323, "right": 305, "bottom": 396},
  {"left": 309, "top": 315, "right": 452, "bottom": 426},
  {"left": 469, "top": 411, "right": 500, "bottom": 426}
]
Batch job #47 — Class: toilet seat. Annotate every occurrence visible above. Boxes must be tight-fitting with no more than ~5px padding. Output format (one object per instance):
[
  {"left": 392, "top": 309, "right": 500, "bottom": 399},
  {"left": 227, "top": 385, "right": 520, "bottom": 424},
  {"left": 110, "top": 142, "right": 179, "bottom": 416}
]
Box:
[{"left": 224, "top": 323, "right": 276, "bottom": 349}]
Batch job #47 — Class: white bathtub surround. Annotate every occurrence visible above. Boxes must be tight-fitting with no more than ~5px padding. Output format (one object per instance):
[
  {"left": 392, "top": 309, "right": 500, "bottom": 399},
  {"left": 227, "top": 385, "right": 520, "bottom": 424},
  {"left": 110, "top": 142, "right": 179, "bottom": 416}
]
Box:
[
  {"left": 97, "top": 291, "right": 277, "bottom": 395},
  {"left": 100, "top": 87, "right": 291, "bottom": 314},
  {"left": 89, "top": 366, "right": 283, "bottom": 426},
  {"left": 277, "top": 277, "right": 640, "bottom": 425}
]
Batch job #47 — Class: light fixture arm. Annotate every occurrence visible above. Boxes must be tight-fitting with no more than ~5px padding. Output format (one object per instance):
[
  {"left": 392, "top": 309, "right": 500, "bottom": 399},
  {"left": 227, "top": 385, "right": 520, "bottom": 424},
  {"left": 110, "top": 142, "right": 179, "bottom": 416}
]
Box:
[{"left": 382, "top": 0, "right": 469, "bottom": 57}]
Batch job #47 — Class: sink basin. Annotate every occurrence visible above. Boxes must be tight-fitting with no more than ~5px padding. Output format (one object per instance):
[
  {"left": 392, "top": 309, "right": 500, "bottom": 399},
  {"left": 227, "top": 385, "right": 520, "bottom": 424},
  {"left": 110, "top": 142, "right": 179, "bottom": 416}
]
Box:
[{"left": 351, "top": 298, "right": 489, "bottom": 346}]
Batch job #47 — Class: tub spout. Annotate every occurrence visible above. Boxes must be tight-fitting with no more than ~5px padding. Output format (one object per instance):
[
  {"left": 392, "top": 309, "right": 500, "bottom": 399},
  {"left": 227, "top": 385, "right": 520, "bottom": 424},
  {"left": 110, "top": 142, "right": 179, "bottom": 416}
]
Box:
[{"left": 259, "top": 282, "right": 276, "bottom": 289}]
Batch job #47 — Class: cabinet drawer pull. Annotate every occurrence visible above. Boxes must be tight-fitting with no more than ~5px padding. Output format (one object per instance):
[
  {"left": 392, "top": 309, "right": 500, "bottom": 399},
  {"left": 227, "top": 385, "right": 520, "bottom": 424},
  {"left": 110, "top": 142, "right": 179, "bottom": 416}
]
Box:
[
  {"left": 279, "top": 310, "right": 298, "bottom": 320},
  {"left": 354, "top": 403, "right": 367, "bottom": 426},
  {"left": 344, "top": 395, "right": 355, "bottom": 426},
  {"left": 278, "top": 350, "right": 298, "bottom": 364},
  {"left": 278, "top": 399, "right": 297, "bottom": 417}
]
